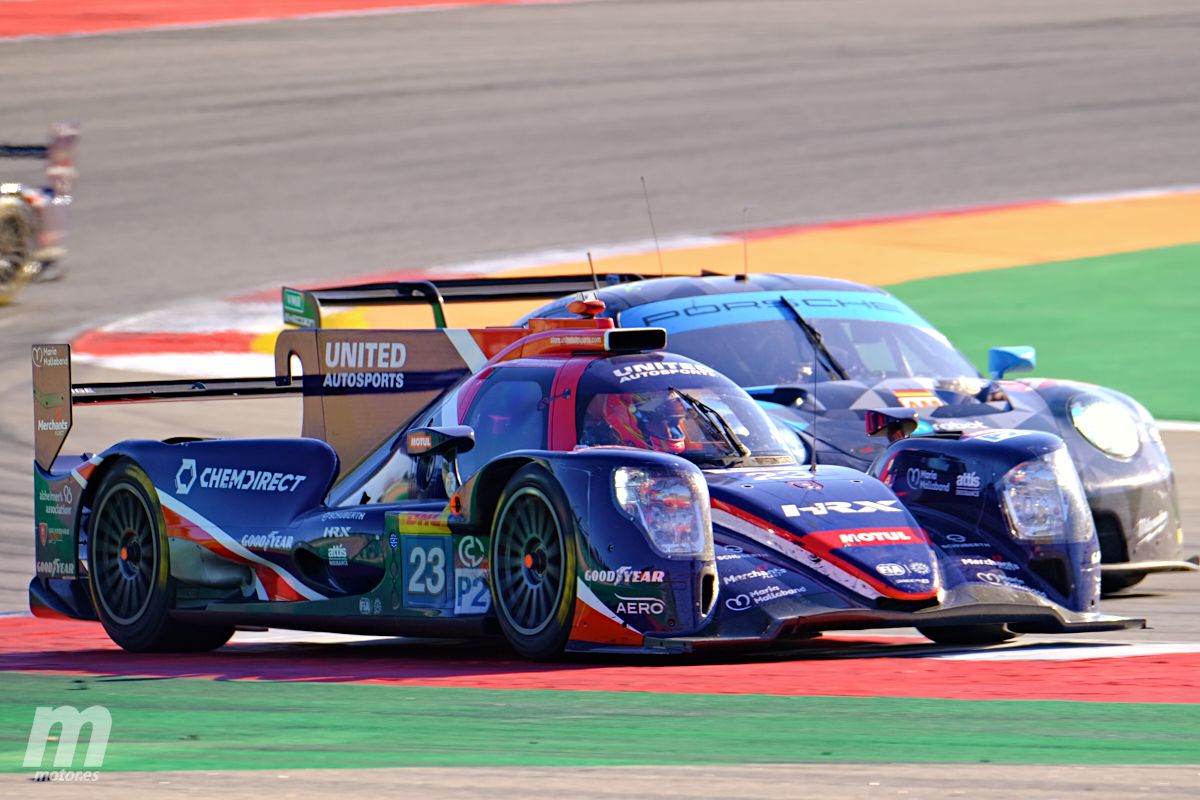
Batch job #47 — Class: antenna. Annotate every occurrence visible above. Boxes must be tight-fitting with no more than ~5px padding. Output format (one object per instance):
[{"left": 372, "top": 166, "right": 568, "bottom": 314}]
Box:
[
  {"left": 810, "top": 358, "right": 819, "bottom": 475},
  {"left": 741, "top": 206, "right": 753, "bottom": 278},
  {"left": 586, "top": 251, "right": 600, "bottom": 291},
  {"left": 640, "top": 176, "right": 666, "bottom": 278}
]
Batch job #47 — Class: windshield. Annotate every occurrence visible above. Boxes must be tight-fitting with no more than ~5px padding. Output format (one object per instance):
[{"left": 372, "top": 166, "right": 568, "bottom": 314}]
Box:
[
  {"left": 619, "top": 290, "right": 979, "bottom": 384},
  {"left": 577, "top": 355, "right": 796, "bottom": 467}
]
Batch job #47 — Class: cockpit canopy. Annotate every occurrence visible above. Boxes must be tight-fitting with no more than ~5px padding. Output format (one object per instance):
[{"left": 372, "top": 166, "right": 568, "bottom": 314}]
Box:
[{"left": 576, "top": 353, "right": 797, "bottom": 467}]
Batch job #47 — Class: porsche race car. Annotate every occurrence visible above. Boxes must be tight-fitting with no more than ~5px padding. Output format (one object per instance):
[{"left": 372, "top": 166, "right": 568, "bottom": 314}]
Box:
[
  {"left": 32, "top": 292, "right": 1140, "bottom": 657},
  {"left": 519, "top": 273, "right": 1195, "bottom": 594}
]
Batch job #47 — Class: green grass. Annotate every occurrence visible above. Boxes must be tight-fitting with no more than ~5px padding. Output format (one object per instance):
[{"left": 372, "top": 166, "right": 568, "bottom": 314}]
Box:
[
  {"left": 885, "top": 243, "right": 1200, "bottom": 420},
  {"left": 2, "top": 673, "right": 1198, "bottom": 772}
]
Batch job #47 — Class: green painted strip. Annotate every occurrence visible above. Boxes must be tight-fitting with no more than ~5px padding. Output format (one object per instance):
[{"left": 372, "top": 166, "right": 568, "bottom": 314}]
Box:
[
  {"left": 884, "top": 243, "right": 1200, "bottom": 421},
  {"left": 2, "top": 673, "right": 1199, "bottom": 772}
]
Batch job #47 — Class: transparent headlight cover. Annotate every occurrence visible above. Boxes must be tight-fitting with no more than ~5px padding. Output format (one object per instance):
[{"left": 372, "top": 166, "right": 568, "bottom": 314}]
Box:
[
  {"left": 1069, "top": 393, "right": 1140, "bottom": 459},
  {"left": 613, "top": 465, "right": 712, "bottom": 558},
  {"left": 1001, "top": 448, "right": 1092, "bottom": 543}
]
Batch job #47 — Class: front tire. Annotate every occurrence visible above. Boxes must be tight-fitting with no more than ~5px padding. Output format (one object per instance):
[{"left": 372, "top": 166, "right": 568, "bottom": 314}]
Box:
[
  {"left": 1101, "top": 572, "right": 1146, "bottom": 595},
  {"left": 88, "top": 460, "right": 233, "bottom": 652},
  {"left": 489, "top": 464, "right": 577, "bottom": 660},
  {"left": 918, "top": 624, "right": 1020, "bottom": 645}
]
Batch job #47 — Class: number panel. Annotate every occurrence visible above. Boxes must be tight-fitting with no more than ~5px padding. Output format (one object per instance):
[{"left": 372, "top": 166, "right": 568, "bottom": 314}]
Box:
[{"left": 400, "top": 535, "right": 454, "bottom": 610}]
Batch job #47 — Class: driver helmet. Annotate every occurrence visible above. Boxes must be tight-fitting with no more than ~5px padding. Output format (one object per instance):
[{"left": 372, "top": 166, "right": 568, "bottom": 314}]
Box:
[{"left": 601, "top": 392, "right": 689, "bottom": 453}]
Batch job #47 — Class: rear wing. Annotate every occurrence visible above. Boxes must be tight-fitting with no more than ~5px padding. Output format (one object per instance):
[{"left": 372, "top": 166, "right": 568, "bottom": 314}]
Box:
[
  {"left": 281, "top": 273, "right": 658, "bottom": 329},
  {"left": 1, "top": 123, "right": 79, "bottom": 197},
  {"left": 34, "top": 324, "right": 526, "bottom": 476}
]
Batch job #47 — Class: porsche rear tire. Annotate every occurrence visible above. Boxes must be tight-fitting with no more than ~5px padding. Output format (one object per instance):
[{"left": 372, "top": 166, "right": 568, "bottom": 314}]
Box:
[
  {"left": 917, "top": 624, "right": 1020, "bottom": 646},
  {"left": 489, "top": 464, "right": 577, "bottom": 660},
  {"left": 88, "top": 460, "right": 234, "bottom": 652}
]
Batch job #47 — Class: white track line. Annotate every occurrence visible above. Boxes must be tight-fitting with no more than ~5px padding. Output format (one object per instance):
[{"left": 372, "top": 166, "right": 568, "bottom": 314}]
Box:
[{"left": 1159, "top": 421, "right": 1200, "bottom": 433}]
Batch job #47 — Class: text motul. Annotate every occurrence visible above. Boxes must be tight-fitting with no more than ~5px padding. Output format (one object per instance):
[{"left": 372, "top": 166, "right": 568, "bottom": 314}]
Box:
[{"left": 838, "top": 530, "right": 915, "bottom": 545}]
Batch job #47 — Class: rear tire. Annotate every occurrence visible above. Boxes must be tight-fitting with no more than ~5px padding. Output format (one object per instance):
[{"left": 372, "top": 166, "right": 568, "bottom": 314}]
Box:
[
  {"left": 88, "top": 460, "right": 234, "bottom": 652},
  {"left": 918, "top": 624, "right": 1020, "bottom": 645},
  {"left": 489, "top": 464, "right": 577, "bottom": 660}
]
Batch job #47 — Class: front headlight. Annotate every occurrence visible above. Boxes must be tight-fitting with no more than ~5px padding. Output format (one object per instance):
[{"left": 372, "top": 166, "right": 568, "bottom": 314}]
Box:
[
  {"left": 1000, "top": 448, "right": 1092, "bottom": 543},
  {"left": 1069, "top": 393, "right": 1140, "bottom": 459},
  {"left": 613, "top": 465, "right": 712, "bottom": 558}
]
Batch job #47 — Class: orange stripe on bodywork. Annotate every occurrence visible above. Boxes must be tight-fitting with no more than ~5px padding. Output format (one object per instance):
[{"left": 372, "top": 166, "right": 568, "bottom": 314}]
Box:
[
  {"left": 161, "top": 506, "right": 306, "bottom": 602},
  {"left": 569, "top": 596, "right": 644, "bottom": 648}
]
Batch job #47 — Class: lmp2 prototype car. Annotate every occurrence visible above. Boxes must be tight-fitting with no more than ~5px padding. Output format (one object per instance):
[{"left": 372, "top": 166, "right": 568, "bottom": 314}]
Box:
[
  {"left": 1, "top": 123, "right": 79, "bottom": 301},
  {"left": 32, "top": 294, "right": 1138, "bottom": 657},
  {"left": 520, "top": 273, "right": 1194, "bottom": 594}
]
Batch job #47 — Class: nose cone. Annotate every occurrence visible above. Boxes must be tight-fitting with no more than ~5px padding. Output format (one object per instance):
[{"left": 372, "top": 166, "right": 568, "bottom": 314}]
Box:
[{"left": 706, "top": 466, "right": 939, "bottom": 602}]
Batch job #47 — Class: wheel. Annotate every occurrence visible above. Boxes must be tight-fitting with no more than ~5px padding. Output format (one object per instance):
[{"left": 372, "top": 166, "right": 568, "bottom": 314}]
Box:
[
  {"left": 88, "top": 460, "right": 234, "bottom": 652},
  {"left": 0, "top": 201, "right": 35, "bottom": 304},
  {"left": 1101, "top": 572, "right": 1146, "bottom": 595},
  {"left": 488, "top": 464, "right": 577, "bottom": 659},
  {"left": 917, "top": 624, "right": 1020, "bottom": 645}
]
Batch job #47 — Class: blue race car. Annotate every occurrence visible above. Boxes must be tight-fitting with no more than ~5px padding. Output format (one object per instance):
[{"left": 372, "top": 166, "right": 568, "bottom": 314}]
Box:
[
  {"left": 31, "top": 290, "right": 1138, "bottom": 658},
  {"left": 520, "top": 273, "right": 1194, "bottom": 594}
]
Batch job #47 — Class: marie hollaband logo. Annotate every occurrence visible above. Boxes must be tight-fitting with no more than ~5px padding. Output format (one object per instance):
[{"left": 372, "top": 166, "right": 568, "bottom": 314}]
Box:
[{"left": 24, "top": 705, "right": 111, "bottom": 782}]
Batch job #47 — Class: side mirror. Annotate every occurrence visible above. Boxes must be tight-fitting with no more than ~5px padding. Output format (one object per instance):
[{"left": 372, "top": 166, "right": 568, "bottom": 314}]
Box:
[
  {"left": 988, "top": 346, "right": 1036, "bottom": 380},
  {"left": 404, "top": 426, "right": 475, "bottom": 458},
  {"left": 865, "top": 407, "right": 919, "bottom": 443}
]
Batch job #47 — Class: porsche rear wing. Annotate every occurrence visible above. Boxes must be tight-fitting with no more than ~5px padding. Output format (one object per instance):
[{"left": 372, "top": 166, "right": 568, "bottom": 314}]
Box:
[
  {"left": 34, "top": 323, "right": 527, "bottom": 476},
  {"left": 281, "top": 273, "right": 663, "bottom": 328}
]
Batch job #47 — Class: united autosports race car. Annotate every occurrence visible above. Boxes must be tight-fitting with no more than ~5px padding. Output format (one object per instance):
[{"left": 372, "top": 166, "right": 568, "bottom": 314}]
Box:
[
  {"left": 0, "top": 123, "right": 79, "bottom": 301},
  {"left": 519, "top": 273, "right": 1195, "bottom": 594},
  {"left": 32, "top": 293, "right": 1139, "bottom": 657}
]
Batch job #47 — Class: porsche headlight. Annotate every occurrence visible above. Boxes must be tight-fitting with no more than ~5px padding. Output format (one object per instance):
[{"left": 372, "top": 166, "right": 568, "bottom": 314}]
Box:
[
  {"left": 613, "top": 465, "right": 712, "bottom": 558},
  {"left": 1000, "top": 448, "right": 1092, "bottom": 543},
  {"left": 1069, "top": 393, "right": 1140, "bottom": 459}
]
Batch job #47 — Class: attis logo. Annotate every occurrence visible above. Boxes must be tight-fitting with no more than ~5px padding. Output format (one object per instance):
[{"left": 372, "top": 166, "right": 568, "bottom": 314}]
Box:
[{"left": 955, "top": 472, "right": 982, "bottom": 497}]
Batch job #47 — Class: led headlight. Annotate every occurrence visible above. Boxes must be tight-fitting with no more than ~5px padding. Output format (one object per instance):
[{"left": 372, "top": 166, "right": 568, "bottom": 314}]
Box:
[
  {"left": 613, "top": 465, "right": 712, "bottom": 558},
  {"left": 1000, "top": 448, "right": 1092, "bottom": 543},
  {"left": 1069, "top": 393, "right": 1140, "bottom": 459}
]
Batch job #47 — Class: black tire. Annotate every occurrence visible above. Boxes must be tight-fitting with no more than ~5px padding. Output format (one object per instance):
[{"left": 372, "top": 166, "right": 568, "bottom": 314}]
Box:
[
  {"left": 488, "top": 464, "right": 577, "bottom": 660},
  {"left": 1101, "top": 572, "right": 1146, "bottom": 595},
  {"left": 88, "top": 460, "right": 234, "bottom": 652},
  {"left": 917, "top": 624, "right": 1020, "bottom": 645},
  {"left": 0, "top": 201, "right": 35, "bottom": 303}
]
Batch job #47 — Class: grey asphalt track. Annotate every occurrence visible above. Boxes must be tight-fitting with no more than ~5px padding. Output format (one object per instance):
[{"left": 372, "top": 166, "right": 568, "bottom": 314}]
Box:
[{"left": 0, "top": 0, "right": 1198, "bottom": 655}]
